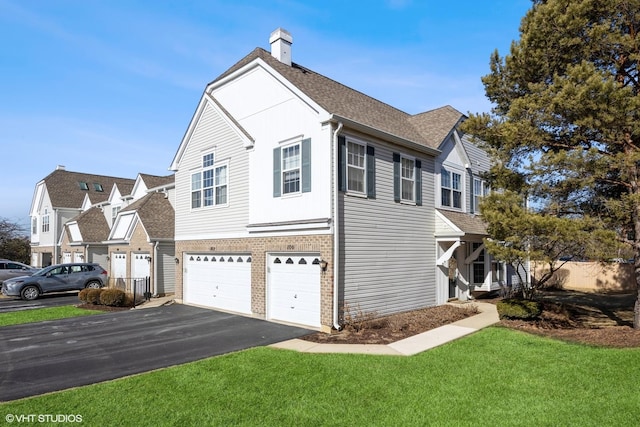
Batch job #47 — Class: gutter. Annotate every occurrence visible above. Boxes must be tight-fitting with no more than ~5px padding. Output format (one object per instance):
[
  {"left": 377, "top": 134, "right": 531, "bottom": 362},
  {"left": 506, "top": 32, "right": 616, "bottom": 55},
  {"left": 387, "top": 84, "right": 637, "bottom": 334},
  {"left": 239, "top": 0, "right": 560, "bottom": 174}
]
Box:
[{"left": 332, "top": 121, "right": 343, "bottom": 331}]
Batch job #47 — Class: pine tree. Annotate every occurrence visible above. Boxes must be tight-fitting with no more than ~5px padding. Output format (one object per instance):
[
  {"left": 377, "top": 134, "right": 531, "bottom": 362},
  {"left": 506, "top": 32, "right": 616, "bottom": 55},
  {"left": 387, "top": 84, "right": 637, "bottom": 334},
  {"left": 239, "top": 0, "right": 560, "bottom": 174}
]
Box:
[{"left": 463, "top": 0, "right": 640, "bottom": 327}]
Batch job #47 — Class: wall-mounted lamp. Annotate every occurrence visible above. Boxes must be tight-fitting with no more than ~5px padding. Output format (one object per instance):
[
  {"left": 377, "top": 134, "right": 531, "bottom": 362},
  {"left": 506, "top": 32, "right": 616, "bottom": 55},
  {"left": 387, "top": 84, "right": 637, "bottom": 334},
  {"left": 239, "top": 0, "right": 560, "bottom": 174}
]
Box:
[
  {"left": 106, "top": 256, "right": 110, "bottom": 261},
  {"left": 319, "top": 259, "right": 328, "bottom": 272},
  {"left": 174, "top": 257, "right": 180, "bottom": 264},
  {"left": 146, "top": 256, "right": 152, "bottom": 263}
]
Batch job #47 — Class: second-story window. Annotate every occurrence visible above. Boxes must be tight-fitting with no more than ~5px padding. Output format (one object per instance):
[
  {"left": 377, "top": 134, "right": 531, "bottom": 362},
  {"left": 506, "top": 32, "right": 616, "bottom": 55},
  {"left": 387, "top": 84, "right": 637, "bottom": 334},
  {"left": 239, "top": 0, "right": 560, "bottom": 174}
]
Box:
[
  {"left": 441, "top": 168, "right": 462, "bottom": 209},
  {"left": 32, "top": 217, "right": 37, "bottom": 235},
  {"left": 282, "top": 144, "right": 301, "bottom": 194},
  {"left": 42, "top": 209, "right": 50, "bottom": 233},
  {"left": 191, "top": 153, "right": 228, "bottom": 209},
  {"left": 401, "top": 157, "right": 415, "bottom": 201},
  {"left": 111, "top": 206, "right": 120, "bottom": 223},
  {"left": 473, "top": 178, "right": 487, "bottom": 213}
]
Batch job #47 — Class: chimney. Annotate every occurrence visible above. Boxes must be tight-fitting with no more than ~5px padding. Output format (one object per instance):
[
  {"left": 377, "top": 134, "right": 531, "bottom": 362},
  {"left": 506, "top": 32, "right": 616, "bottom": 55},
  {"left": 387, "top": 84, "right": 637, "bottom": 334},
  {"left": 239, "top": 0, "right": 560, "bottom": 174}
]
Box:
[
  {"left": 269, "top": 28, "right": 293, "bottom": 66},
  {"left": 56, "top": 165, "right": 66, "bottom": 171}
]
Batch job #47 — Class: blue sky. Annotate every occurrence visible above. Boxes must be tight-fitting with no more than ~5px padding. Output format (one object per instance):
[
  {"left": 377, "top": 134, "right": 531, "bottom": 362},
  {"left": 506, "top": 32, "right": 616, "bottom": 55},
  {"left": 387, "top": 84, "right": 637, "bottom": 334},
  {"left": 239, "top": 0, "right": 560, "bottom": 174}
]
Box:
[{"left": 0, "top": 0, "right": 531, "bottom": 228}]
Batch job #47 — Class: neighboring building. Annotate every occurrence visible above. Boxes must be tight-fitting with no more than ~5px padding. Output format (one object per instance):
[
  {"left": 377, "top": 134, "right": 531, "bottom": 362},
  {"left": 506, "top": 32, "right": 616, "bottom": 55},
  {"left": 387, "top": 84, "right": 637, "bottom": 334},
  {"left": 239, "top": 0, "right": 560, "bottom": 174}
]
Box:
[
  {"left": 169, "top": 28, "right": 512, "bottom": 331},
  {"left": 30, "top": 166, "right": 135, "bottom": 267},
  {"left": 106, "top": 174, "right": 176, "bottom": 296}
]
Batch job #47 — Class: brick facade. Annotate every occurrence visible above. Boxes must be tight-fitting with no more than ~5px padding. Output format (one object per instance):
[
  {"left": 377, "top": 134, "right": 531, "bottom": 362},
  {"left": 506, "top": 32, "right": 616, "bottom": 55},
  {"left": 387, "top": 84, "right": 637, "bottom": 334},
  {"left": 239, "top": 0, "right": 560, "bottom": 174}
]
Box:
[{"left": 176, "top": 234, "right": 334, "bottom": 330}]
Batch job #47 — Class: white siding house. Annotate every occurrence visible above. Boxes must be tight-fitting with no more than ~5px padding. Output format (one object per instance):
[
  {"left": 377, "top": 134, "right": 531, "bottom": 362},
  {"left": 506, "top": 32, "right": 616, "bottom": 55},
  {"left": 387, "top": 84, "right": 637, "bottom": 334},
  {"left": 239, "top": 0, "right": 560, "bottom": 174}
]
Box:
[{"left": 170, "top": 28, "right": 501, "bottom": 330}]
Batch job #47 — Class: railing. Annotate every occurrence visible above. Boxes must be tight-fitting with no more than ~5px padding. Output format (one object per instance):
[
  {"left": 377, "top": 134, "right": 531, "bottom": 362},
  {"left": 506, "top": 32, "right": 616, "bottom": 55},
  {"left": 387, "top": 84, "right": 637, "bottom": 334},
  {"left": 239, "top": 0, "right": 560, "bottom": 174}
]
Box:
[{"left": 109, "top": 276, "right": 151, "bottom": 307}]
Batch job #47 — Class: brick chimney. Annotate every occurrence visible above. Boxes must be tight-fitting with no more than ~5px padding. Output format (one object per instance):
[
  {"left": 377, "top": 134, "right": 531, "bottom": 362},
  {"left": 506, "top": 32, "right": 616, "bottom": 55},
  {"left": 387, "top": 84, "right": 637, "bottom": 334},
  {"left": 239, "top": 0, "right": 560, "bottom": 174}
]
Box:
[{"left": 269, "top": 28, "right": 293, "bottom": 66}]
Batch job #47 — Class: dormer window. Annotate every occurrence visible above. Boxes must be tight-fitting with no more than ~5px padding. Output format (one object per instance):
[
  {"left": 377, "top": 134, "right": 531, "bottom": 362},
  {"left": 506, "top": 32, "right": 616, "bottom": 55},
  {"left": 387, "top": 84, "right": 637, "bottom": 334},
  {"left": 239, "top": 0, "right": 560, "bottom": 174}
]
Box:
[
  {"left": 93, "top": 183, "right": 104, "bottom": 192},
  {"left": 78, "top": 181, "right": 89, "bottom": 190}
]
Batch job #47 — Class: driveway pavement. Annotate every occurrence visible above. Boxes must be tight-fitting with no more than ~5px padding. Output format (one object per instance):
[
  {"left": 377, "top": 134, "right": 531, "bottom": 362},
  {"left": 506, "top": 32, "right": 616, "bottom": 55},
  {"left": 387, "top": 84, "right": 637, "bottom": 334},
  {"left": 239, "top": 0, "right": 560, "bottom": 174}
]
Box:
[{"left": 0, "top": 304, "right": 311, "bottom": 401}]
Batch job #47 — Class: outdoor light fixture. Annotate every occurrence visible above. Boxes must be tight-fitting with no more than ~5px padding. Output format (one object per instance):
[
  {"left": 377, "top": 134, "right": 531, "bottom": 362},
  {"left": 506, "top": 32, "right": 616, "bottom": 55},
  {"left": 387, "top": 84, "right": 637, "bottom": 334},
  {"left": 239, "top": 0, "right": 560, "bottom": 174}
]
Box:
[
  {"left": 174, "top": 257, "right": 180, "bottom": 264},
  {"left": 319, "top": 259, "right": 328, "bottom": 272}
]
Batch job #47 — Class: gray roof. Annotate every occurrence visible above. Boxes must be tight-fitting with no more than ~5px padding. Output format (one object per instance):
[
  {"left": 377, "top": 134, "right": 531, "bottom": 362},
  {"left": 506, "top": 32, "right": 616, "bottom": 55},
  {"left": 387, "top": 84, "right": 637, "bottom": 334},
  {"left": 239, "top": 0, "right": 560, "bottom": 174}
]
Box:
[
  {"left": 212, "top": 48, "right": 464, "bottom": 150},
  {"left": 42, "top": 169, "right": 135, "bottom": 209},
  {"left": 438, "top": 209, "right": 487, "bottom": 236},
  {"left": 121, "top": 192, "right": 174, "bottom": 240}
]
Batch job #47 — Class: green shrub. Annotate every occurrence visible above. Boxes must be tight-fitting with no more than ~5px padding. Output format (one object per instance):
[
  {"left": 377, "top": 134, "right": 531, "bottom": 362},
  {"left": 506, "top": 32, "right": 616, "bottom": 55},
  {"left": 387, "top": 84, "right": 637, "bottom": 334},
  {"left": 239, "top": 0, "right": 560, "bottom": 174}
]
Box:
[
  {"left": 99, "top": 288, "right": 126, "bottom": 307},
  {"left": 78, "top": 288, "right": 90, "bottom": 303},
  {"left": 497, "top": 299, "right": 542, "bottom": 320},
  {"left": 86, "top": 288, "right": 104, "bottom": 305}
]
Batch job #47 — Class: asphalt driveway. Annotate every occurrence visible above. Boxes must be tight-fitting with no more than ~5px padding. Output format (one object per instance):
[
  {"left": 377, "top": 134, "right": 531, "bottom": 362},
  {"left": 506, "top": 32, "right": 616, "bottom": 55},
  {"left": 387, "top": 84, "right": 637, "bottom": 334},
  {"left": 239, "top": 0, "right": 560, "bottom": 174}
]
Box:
[{"left": 0, "top": 304, "right": 312, "bottom": 402}]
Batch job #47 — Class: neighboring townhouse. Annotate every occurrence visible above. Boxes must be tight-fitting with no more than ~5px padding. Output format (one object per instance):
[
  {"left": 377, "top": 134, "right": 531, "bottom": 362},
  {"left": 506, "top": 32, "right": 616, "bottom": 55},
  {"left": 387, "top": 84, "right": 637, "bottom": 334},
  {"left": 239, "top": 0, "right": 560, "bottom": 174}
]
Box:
[
  {"left": 60, "top": 206, "right": 111, "bottom": 266},
  {"left": 170, "top": 28, "right": 508, "bottom": 331},
  {"left": 106, "top": 174, "right": 176, "bottom": 296},
  {"left": 30, "top": 166, "right": 135, "bottom": 267}
]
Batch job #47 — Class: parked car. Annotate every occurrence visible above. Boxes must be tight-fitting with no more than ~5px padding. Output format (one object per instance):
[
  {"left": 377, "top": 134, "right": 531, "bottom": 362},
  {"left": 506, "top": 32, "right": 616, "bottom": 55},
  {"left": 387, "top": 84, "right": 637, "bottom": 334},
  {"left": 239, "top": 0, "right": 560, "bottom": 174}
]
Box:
[
  {"left": 1, "top": 263, "right": 108, "bottom": 301},
  {"left": 0, "top": 259, "right": 39, "bottom": 284}
]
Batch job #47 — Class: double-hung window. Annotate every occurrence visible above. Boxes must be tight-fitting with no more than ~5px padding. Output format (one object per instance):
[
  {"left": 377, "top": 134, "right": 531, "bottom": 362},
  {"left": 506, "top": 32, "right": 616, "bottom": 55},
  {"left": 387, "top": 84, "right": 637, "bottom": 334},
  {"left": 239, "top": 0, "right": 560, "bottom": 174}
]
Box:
[
  {"left": 473, "top": 178, "right": 487, "bottom": 213},
  {"left": 273, "top": 138, "right": 311, "bottom": 197},
  {"left": 392, "top": 153, "right": 421, "bottom": 205},
  {"left": 282, "top": 144, "right": 301, "bottom": 194},
  {"left": 42, "top": 209, "right": 50, "bottom": 233},
  {"left": 191, "top": 152, "right": 228, "bottom": 209},
  {"left": 401, "top": 157, "right": 415, "bottom": 201},
  {"left": 347, "top": 141, "right": 366, "bottom": 193},
  {"left": 441, "top": 168, "right": 462, "bottom": 209}
]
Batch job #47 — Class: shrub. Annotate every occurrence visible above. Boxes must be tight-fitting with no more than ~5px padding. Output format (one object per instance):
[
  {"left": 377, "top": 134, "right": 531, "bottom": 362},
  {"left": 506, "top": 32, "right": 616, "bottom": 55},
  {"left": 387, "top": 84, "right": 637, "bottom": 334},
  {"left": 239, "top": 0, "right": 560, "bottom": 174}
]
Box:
[
  {"left": 99, "top": 288, "right": 126, "bottom": 307},
  {"left": 86, "top": 288, "right": 104, "bottom": 305},
  {"left": 123, "top": 292, "right": 135, "bottom": 307},
  {"left": 497, "top": 299, "right": 543, "bottom": 320},
  {"left": 78, "top": 288, "right": 90, "bottom": 303}
]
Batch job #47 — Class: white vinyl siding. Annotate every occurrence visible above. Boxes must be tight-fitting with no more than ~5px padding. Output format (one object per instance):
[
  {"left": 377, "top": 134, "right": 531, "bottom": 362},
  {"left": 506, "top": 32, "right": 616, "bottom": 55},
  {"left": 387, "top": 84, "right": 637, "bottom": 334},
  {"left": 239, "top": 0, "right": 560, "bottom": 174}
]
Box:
[
  {"left": 175, "top": 102, "right": 249, "bottom": 239},
  {"left": 341, "top": 143, "right": 436, "bottom": 317}
]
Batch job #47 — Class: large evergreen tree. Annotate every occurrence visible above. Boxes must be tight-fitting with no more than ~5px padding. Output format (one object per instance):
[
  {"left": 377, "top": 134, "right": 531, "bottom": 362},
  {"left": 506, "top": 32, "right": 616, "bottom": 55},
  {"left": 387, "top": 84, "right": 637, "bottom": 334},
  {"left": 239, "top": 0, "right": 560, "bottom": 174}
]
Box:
[{"left": 462, "top": 0, "right": 640, "bottom": 327}]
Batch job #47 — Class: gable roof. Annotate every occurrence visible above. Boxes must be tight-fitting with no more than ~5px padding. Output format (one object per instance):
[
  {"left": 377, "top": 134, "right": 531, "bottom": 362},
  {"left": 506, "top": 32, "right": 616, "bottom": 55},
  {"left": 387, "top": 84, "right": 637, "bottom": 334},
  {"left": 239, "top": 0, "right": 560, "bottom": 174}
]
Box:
[
  {"left": 437, "top": 209, "right": 487, "bottom": 236},
  {"left": 121, "top": 192, "right": 174, "bottom": 240},
  {"left": 41, "top": 169, "right": 135, "bottom": 209},
  {"left": 67, "top": 206, "right": 110, "bottom": 243},
  {"left": 210, "top": 48, "right": 463, "bottom": 151},
  {"left": 139, "top": 173, "right": 175, "bottom": 191}
]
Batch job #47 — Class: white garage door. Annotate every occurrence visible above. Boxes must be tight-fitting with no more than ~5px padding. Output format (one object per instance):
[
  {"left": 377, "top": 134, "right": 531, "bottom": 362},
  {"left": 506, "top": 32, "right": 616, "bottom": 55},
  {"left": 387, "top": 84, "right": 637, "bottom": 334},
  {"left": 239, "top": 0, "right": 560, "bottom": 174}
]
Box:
[
  {"left": 111, "top": 253, "right": 127, "bottom": 288},
  {"left": 268, "top": 254, "right": 321, "bottom": 328},
  {"left": 184, "top": 254, "right": 251, "bottom": 315}
]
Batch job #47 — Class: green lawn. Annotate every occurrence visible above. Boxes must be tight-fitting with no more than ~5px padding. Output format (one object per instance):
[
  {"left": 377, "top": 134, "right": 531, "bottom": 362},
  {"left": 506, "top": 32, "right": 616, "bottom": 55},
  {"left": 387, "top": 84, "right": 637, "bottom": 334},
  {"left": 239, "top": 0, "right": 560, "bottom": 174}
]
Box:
[
  {"left": 1, "top": 327, "right": 638, "bottom": 426},
  {"left": 0, "top": 305, "right": 99, "bottom": 327}
]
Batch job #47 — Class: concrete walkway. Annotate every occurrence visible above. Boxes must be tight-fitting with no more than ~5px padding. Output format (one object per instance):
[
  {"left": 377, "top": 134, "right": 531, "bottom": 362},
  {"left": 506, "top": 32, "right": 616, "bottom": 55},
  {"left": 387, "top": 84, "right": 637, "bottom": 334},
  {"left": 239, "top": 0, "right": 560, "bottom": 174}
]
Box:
[{"left": 270, "top": 302, "right": 499, "bottom": 356}]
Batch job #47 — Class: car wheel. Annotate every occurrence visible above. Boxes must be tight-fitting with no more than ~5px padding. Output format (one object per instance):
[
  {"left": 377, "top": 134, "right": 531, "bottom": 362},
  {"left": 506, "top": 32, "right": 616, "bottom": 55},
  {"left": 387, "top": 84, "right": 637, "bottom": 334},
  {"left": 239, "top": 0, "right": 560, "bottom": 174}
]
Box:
[
  {"left": 21, "top": 285, "right": 40, "bottom": 301},
  {"left": 86, "top": 281, "right": 101, "bottom": 289}
]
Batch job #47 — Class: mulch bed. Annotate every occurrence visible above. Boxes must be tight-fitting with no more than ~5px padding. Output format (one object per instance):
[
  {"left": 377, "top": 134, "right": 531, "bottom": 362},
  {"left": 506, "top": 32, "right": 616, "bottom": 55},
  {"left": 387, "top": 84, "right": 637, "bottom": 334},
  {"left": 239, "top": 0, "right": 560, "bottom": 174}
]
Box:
[
  {"left": 301, "top": 304, "right": 479, "bottom": 345},
  {"left": 301, "top": 291, "right": 640, "bottom": 348}
]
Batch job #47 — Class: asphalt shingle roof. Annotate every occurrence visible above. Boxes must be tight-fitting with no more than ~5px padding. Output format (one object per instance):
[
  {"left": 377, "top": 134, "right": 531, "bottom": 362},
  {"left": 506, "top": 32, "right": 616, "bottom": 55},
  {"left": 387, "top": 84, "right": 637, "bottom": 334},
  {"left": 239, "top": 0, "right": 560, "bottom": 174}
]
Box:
[
  {"left": 212, "top": 48, "right": 464, "bottom": 150},
  {"left": 139, "top": 173, "right": 175, "bottom": 190},
  {"left": 121, "top": 192, "right": 174, "bottom": 240},
  {"left": 438, "top": 209, "right": 488, "bottom": 236},
  {"left": 43, "top": 169, "right": 135, "bottom": 209},
  {"left": 69, "top": 207, "right": 110, "bottom": 243}
]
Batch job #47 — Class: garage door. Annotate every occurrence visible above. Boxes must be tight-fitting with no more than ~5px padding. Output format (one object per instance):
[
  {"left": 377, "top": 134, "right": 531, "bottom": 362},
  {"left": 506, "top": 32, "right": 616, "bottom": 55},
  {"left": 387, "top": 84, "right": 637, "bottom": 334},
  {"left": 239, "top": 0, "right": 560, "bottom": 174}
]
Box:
[
  {"left": 268, "top": 254, "right": 321, "bottom": 328},
  {"left": 184, "top": 254, "right": 251, "bottom": 315}
]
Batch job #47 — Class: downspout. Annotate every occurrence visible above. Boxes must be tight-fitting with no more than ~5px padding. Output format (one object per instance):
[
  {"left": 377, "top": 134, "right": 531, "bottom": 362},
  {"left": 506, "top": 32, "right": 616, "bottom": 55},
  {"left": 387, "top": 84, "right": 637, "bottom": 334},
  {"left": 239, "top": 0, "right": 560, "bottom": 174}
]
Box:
[
  {"left": 153, "top": 241, "right": 159, "bottom": 297},
  {"left": 332, "top": 121, "right": 343, "bottom": 331}
]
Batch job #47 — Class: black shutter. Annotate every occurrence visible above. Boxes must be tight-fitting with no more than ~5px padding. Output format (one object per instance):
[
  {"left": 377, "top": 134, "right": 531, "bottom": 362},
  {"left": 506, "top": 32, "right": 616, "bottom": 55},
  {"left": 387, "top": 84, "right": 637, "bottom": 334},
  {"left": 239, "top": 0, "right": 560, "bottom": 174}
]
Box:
[
  {"left": 366, "top": 145, "right": 376, "bottom": 198},
  {"left": 338, "top": 136, "right": 346, "bottom": 192},
  {"left": 393, "top": 152, "right": 401, "bottom": 202},
  {"left": 415, "top": 159, "right": 422, "bottom": 206}
]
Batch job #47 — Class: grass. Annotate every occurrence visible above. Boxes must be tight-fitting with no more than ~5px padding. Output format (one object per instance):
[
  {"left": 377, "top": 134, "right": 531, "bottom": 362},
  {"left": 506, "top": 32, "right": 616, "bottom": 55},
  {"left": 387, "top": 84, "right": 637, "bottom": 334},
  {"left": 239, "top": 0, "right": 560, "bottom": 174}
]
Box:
[
  {"left": 0, "top": 305, "right": 99, "bottom": 327},
  {"left": 1, "top": 327, "right": 639, "bottom": 426}
]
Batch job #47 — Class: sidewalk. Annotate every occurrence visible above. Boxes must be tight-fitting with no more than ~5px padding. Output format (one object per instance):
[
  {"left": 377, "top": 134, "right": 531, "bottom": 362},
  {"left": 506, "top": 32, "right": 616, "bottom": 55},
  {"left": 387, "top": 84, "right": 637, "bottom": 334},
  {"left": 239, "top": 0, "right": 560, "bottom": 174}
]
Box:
[
  {"left": 270, "top": 302, "right": 499, "bottom": 356},
  {"left": 133, "top": 295, "right": 175, "bottom": 309}
]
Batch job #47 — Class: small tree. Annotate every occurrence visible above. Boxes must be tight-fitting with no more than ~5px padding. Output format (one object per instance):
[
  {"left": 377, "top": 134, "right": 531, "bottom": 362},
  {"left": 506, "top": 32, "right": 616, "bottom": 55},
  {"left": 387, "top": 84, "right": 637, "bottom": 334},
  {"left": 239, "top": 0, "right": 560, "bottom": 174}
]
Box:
[
  {"left": 480, "top": 191, "right": 621, "bottom": 300},
  {"left": 0, "top": 217, "right": 30, "bottom": 263}
]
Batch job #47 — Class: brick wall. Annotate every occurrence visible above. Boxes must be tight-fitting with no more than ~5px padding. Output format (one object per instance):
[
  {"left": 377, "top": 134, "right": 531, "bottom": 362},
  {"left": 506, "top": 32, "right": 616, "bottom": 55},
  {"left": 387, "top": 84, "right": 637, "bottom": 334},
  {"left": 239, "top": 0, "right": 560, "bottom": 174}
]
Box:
[{"left": 176, "top": 234, "right": 334, "bottom": 329}]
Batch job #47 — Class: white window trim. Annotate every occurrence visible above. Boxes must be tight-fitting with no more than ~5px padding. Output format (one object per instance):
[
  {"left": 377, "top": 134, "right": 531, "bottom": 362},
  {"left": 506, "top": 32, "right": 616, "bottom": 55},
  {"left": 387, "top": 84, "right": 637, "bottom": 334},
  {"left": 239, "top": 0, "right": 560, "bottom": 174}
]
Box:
[
  {"left": 401, "top": 154, "right": 416, "bottom": 203},
  {"left": 440, "top": 165, "right": 464, "bottom": 210},
  {"left": 346, "top": 139, "right": 367, "bottom": 195},
  {"left": 280, "top": 141, "right": 302, "bottom": 197},
  {"left": 473, "top": 178, "right": 487, "bottom": 213},
  {"left": 190, "top": 151, "right": 230, "bottom": 210}
]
